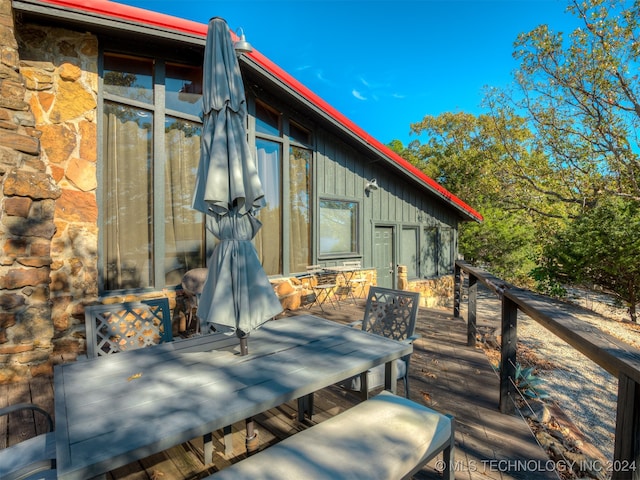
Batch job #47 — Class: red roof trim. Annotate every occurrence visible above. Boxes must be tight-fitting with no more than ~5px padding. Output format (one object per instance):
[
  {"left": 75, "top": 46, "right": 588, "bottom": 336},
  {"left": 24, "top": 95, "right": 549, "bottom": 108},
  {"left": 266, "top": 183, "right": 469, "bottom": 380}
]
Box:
[{"left": 30, "top": 0, "right": 483, "bottom": 222}]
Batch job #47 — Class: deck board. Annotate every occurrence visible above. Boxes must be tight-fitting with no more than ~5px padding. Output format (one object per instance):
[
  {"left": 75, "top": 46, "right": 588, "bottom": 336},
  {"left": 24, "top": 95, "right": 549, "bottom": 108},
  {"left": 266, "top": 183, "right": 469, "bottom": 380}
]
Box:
[{"left": 0, "top": 301, "right": 556, "bottom": 480}]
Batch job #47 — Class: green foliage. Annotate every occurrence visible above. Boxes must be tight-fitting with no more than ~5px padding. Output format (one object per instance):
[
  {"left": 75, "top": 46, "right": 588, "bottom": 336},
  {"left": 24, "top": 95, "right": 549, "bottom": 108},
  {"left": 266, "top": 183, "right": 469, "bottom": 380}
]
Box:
[
  {"left": 529, "top": 265, "right": 567, "bottom": 299},
  {"left": 404, "top": 112, "right": 564, "bottom": 287},
  {"left": 515, "top": 363, "right": 550, "bottom": 400},
  {"left": 493, "top": 0, "right": 640, "bottom": 204},
  {"left": 390, "top": 0, "right": 640, "bottom": 297},
  {"left": 537, "top": 196, "right": 640, "bottom": 322},
  {"left": 460, "top": 206, "right": 538, "bottom": 287}
]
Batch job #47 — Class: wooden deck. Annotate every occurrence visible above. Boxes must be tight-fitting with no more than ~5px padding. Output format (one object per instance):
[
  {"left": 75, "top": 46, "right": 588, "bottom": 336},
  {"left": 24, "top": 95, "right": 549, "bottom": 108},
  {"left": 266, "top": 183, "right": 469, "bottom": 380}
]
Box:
[{"left": 0, "top": 301, "right": 556, "bottom": 480}]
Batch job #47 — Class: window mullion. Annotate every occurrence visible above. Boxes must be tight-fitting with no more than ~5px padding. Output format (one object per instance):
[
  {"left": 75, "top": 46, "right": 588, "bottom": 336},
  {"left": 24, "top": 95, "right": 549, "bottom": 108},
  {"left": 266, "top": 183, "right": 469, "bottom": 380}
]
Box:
[{"left": 153, "top": 60, "right": 166, "bottom": 288}]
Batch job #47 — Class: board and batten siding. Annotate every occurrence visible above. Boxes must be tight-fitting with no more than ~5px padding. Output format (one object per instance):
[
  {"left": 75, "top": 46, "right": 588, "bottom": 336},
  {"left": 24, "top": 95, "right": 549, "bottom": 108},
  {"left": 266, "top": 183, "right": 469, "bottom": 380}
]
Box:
[{"left": 314, "top": 130, "right": 459, "bottom": 277}]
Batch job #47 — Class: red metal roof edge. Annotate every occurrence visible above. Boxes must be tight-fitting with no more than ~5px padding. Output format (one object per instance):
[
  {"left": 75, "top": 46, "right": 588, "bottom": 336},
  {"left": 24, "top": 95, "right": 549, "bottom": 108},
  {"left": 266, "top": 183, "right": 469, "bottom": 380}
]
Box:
[{"left": 28, "top": 0, "right": 483, "bottom": 222}]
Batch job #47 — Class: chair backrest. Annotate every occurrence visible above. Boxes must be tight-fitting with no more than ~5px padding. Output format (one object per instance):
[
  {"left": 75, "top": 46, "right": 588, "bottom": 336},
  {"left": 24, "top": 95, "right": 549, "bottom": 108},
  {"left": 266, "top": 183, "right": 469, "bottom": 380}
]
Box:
[
  {"left": 84, "top": 298, "right": 172, "bottom": 357},
  {"left": 362, "top": 287, "right": 420, "bottom": 341},
  {"left": 306, "top": 264, "right": 323, "bottom": 274},
  {"left": 343, "top": 260, "right": 362, "bottom": 268},
  {"left": 314, "top": 272, "right": 337, "bottom": 287},
  {"left": 0, "top": 403, "right": 56, "bottom": 480}
]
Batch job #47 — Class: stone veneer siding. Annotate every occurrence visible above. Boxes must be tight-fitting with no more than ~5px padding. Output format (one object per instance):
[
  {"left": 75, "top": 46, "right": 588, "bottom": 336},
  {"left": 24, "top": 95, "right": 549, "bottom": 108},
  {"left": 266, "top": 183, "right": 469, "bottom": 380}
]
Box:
[{"left": 0, "top": 1, "right": 106, "bottom": 383}]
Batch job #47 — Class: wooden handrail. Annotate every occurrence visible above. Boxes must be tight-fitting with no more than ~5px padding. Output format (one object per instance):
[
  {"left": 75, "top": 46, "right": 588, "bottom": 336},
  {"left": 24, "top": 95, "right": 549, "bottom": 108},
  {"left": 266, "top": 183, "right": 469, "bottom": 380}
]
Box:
[{"left": 454, "top": 260, "right": 640, "bottom": 480}]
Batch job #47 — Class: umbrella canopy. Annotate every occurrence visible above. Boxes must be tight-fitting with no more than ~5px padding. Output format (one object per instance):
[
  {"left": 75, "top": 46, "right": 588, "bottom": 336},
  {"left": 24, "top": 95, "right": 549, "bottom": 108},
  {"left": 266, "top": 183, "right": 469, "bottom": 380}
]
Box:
[{"left": 193, "top": 17, "right": 282, "bottom": 338}]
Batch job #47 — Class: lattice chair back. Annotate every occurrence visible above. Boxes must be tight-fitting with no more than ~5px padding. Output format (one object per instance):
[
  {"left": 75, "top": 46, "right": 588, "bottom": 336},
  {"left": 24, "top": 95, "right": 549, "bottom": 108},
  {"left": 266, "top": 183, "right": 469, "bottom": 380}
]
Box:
[
  {"left": 84, "top": 298, "right": 172, "bottom": 357},
  {"left": 363, "top": 287, "right": 419, "bottom": 342},
  {"left": 339, "top": 286, "right": 421, "bottom": 398}
]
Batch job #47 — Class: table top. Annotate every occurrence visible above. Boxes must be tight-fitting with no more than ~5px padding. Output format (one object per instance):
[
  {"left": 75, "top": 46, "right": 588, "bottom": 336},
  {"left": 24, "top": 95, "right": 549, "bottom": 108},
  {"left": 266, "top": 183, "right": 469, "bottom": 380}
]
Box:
[{"left": 54, "top": 314, "right": 412, "bottom": 480}]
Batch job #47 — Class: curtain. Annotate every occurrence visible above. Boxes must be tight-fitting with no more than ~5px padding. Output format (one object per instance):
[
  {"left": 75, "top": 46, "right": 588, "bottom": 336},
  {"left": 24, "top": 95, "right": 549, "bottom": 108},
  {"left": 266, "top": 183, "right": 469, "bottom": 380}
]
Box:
[
  {"left": 254, "top": 141, "right": 281, "bottom": 275},
  {"left": 164, "top": 123, "right": 203, "bottom": 286},
  {"left": 289, "top": 146, "right": 311, "bottom": 273},
  {"left": 103, "top": 109, "right": 152, "bottom": 290},
  {"left": 103, "top": 110, "right": 204, "bottom": 291}
]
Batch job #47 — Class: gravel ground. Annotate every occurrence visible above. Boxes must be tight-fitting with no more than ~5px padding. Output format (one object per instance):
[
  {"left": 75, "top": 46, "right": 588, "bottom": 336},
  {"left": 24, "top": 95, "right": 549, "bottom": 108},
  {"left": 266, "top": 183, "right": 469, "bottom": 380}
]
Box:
[{"left": 474, "top": 285, "right": 640, "bottom": 463}]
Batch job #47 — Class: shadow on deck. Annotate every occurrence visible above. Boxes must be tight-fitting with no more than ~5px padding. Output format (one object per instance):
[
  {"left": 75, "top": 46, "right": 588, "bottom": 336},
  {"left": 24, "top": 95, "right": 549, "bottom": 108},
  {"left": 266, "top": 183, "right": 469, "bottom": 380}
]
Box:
[{"left": 0, "top": 300, "right": 557, "bottom": 480}]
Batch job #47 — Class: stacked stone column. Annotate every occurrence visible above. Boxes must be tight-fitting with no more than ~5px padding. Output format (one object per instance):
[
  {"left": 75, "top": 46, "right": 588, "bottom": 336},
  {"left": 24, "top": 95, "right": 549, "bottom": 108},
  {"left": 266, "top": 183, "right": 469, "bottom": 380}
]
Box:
[{"left": 0, "top": 0, "right": 99, "bottom": 382}]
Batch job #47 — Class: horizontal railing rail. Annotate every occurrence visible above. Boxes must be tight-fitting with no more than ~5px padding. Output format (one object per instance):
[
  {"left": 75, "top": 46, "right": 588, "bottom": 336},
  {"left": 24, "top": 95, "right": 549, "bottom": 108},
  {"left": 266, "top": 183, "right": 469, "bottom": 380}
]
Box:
[{"left": 454, "top": 260, "right": 640, "bottom": 480}]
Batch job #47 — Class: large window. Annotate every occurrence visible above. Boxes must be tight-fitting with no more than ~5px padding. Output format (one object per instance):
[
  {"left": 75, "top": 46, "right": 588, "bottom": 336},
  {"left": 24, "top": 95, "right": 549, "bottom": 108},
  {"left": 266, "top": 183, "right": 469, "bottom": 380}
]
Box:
[
  {"left": 289, "top": 145, "right": 312, "bottom": 272},
  {"left": 101, "top": 53, "right": 204, "bottom": 291},
  {"left": 253, "top": 101, "right": 311, "bottom": 275},
  {"left": 319, "top": 199, "right": 358, "bottom": 256},
  {"left": 255, "top": 138, "right": 282, "bottom": 276}
]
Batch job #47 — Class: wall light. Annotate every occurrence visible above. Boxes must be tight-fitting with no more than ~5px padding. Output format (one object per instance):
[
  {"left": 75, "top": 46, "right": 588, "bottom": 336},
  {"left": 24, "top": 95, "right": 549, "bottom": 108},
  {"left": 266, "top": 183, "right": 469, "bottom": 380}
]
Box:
[
  {"left": 365, "top": 178, "right": 379, "bottom": 193},
  {"left": 234, "top": 27, "right": 253, "bottom": 55}
]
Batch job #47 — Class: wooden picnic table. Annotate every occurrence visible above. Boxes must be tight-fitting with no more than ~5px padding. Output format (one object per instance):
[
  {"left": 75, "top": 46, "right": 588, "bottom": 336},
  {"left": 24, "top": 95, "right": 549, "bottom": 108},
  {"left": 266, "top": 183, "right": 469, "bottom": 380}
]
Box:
[{"left": 53, "top": 314, "right": 411, "bottom": 480}]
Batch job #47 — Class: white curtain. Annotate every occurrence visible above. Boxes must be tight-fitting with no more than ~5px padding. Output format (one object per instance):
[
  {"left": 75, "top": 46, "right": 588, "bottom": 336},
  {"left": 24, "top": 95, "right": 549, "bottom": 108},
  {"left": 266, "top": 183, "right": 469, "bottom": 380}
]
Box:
[
  {"left": 103, "top": 110, "right": 204, "bottom": 290},
  {"left": 164, "top": 126, "right": 203, "bottom": 286},
  {"left": 103, "top": 112, "right": 152, "bottom": 290}
]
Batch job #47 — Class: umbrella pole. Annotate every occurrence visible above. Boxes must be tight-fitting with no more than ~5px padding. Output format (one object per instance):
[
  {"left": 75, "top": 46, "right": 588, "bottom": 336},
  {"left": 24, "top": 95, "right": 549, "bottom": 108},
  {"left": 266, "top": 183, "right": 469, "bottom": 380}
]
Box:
[
  {"left": 236, "top": 330, "right": 258, "bottom": 453},
  {"left": 237, "top": 330, "right": 249, "bottom": 356}
]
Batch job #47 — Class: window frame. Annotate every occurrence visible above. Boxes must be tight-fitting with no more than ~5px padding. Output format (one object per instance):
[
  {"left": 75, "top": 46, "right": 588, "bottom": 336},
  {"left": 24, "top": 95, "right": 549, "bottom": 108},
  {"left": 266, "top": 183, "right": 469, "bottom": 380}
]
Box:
[
  {"left": 317, "top": 197, "right": 360, "bottom": 259},
  {"left": 98, "top": 50, "right": 206, "bottom": 294},
  {"left": 250, "top": 97, "right": 314, "bottom": 276},
  {"left": 400, "top": 226, "right": 420, "bottom": 280}
]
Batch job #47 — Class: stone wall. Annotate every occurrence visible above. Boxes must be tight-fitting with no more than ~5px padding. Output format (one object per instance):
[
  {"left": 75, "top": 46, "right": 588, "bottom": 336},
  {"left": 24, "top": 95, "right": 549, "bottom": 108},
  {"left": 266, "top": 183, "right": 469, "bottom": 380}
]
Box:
[
  {"left": 19, "top": 21, "right": 101, "bottom": 368},
  {"left": 0, "top": 1, "right": 104, "bottom": 382},
  {"left": 398, "top": 265, "right": 454, "bottom": 308},
  {"left": 0, "top": 0, "right": 54, "bottom": 382}
]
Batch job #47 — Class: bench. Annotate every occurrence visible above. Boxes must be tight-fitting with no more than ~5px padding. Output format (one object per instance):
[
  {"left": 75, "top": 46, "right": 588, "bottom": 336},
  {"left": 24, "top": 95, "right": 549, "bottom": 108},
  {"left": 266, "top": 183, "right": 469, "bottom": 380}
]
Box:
[{"left": 207, "top": 391, "right": 455, "bottom": 480}]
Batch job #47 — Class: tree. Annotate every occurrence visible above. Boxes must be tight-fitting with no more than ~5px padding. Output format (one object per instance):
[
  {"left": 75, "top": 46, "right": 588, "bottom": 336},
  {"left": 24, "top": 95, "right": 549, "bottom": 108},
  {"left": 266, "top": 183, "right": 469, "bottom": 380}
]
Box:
[
  {"left": 535, "top": 196, "right": 640, "bottom": 322},
  {"left": 488, "top": 0, "right": 640, "bottom": 206},
  {"left": 392, "top": 0, "right": 640, "bottom": 294},
  {"left": 406, "top": 112, "right": 564, "bottom": 286}
]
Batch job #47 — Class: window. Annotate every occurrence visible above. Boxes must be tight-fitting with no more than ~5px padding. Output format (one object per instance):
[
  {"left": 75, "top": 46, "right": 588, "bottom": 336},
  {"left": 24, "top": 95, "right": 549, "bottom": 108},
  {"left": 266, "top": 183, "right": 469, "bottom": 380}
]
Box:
[
  {"left": 439, "top": 228, "right": 454, "bottom": 274},
  {"left": 253, "top": 100, "right": 311, "bottom": 275},
  {"left": 289, "top": 145, "right": 311, "bottom": 272},
  {"left": 319, "top": 199, "right": 358, "bottom": 256},
  {"left": 400, "top": 227, "right": 419, "bottom": 278},
  {"left": 422, "top": 227, "right": 438, "bottom": 277},
  {"left": 421, "top": 226, "right": 454, "bottom": 277},
  {"left": 254, "top": 138, "right": 282, "bottom": 276},
  {"left": 255, "top": 101, "right": 281, "bottom": 137},
  {"left": 101, "top": 53, "right": 204, "bottom": 291}
]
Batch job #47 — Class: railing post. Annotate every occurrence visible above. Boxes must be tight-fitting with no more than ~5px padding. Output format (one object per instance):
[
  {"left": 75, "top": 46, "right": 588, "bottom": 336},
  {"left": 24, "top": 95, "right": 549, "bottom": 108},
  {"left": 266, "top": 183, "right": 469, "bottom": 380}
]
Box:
[
  {"left": 453, "top": 262, "right": 462, "bottom": 318},
  {"left": 613, "top": 369, "right": 640, "bottom": 480},
  {"left": 499, "top": 295, "right": 518, "bottom": 414},
  {"left": 467, "top": 274, "right": 477, "bottom": 347}
]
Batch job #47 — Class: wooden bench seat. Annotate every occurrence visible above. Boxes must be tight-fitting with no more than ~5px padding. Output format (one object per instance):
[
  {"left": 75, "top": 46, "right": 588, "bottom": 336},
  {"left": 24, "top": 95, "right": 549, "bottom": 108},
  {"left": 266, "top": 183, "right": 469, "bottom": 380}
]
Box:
[{"left": 208, "top": 391, "right": 455, "bottom": 480}]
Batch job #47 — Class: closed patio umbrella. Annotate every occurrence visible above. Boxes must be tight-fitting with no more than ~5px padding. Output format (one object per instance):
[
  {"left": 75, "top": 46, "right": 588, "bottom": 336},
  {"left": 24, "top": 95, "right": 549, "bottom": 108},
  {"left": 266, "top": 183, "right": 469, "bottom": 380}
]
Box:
[{"left": 193, "top": 17, "right": 283, "bottom": 354}]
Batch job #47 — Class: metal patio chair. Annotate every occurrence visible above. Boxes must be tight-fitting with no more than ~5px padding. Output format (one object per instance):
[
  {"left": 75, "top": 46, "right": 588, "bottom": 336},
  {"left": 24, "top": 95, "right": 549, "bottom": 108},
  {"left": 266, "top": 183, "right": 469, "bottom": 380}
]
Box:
[
  {"left": 0, "top": 403, "right": 56, "bottom": 480},
  {"left": 340, "top": 286, "right": 421, "bottom": 399},
  {"left": 342, "top": 260, "right": 367, "bottom": 301},
  {"left": 311, "top": 271, "right": 339, "bottom": 311}
]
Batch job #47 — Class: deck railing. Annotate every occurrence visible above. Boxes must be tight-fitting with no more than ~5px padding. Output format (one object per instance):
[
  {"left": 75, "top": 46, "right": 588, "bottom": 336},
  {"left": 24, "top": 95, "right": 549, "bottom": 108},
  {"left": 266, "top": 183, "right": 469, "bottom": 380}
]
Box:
[{"left": 454, "top": 260, "right": 640, "bottom": 480}]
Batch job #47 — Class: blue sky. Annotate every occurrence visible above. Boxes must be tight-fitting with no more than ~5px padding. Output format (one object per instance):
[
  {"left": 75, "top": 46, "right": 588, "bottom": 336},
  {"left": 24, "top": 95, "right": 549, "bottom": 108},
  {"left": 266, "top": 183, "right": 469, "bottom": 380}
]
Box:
[{"left": 116, "top": 0, "right": 580, "bottom": 146}]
